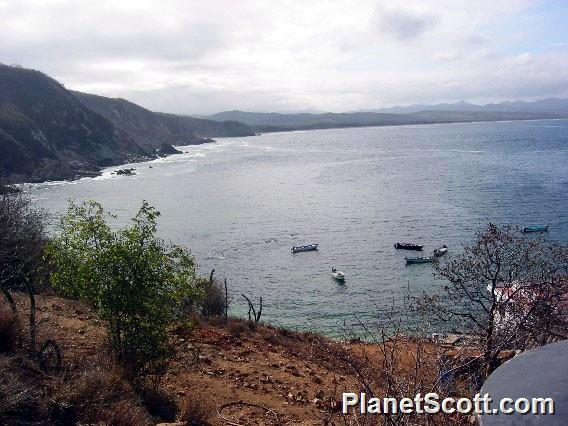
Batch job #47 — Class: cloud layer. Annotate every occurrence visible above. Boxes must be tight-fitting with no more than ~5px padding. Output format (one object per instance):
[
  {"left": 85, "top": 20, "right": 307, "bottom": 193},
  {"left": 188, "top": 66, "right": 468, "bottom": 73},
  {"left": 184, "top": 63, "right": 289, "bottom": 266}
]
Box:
[{"left": 1, "top": 0, "right": 567, "bottom": 114}]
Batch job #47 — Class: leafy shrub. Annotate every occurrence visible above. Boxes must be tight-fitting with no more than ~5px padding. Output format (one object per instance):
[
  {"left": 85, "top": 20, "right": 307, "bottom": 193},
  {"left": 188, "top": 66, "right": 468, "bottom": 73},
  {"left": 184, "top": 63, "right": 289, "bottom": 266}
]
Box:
[{"left": 46, "top": 201, "right": 202, "bottom": 373}]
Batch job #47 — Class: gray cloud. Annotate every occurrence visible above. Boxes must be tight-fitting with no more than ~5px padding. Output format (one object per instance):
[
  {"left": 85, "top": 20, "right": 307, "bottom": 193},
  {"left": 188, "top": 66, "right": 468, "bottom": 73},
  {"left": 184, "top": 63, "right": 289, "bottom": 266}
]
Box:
[
  {"left": 374, "top": 8, "right": 437, "bottom": 41},
  {"left": 122, "top": 85, "right": 303, "bottom": 115},
  {"left": 0, "top": 0, "right": 566, "bottom": 114}
]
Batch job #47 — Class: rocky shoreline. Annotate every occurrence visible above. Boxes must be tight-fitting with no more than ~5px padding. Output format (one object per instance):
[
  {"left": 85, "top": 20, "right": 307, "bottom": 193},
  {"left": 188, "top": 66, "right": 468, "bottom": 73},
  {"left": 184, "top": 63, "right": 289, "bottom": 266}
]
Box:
[{"left": 14, "top": 139, "right": 212, "bottom": 185}]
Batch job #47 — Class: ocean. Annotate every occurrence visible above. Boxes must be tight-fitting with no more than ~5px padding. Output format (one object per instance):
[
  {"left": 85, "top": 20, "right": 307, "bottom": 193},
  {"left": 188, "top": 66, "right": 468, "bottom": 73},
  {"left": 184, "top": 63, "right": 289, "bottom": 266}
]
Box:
[{"left": 28, "top": 119, "right": 568, "bottom": 336}]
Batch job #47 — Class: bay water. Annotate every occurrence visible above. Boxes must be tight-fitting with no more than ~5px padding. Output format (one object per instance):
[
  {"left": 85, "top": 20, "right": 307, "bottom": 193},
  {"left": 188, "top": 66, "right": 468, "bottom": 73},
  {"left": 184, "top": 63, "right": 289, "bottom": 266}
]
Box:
[{"left": 29, "top": 120, "right": 568, "bottom": 336}]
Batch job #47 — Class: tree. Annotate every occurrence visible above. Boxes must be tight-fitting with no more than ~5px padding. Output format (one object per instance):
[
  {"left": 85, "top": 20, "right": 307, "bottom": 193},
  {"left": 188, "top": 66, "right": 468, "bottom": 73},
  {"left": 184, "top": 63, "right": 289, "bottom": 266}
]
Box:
[
  {"left": 423, "top": 224, "right": 568, "bottom": 380},
  {"left": 325, "top": 301, "right": 463, "bottom": 425},
  {"left": 46, "top": 200, "right": 202, "bottom": 373},
  {"left": 0, "top": 183, "right": 47, "bottom": 352}
]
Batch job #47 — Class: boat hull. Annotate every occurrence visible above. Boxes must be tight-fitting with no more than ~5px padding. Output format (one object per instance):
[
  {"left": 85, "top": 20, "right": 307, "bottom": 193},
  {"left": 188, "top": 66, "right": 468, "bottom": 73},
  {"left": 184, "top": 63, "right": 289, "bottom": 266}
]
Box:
[
  {"left": 521, "top": 225, "right": 548, "bottom": 233},
  {"left": 394, "top": 243, "right": 423, "bottom": 251},
  {"left": 405, "top": 257, "right": 432, "bottom": 264},
  {"left": 291, "top": 244, "right": 318, "bottom": 253}
]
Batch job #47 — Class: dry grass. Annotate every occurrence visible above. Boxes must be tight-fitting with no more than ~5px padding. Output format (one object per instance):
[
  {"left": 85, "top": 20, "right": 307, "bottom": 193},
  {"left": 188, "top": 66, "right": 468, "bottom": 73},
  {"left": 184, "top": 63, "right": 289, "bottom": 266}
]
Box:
[
  {"left": 199, "top": 278, "right": 227, "bottom": 318},
  {"left": 52, "top": 360, "right": 153, "bottom": 425},
  {"left": 1, "top": 351, "right": 168, "bottom": 425},
  {"left": 0, "top": 355, "right": 47, "bottom": 425},
  {"left": 0, "top": 307, "right": 20, "bottom": 353},
  {"left": 186, "top": 311, "right": 203, "bottom": 328},
  {"left": 227, "top": 318, "right": 247, "bottom": 338},
  {"left": 139, "top": 386, "right": 178, "bottom": 422},
  {"left": 106, "top": 399, "right": 155, "bottom": 426},
  {"left": 4, "top": 291, "right": 473, "bottom": 425},
  {"left": 179, "top": 392, "right": 214, "bottom": 425},
  {"left": 204, "top": 314, "right": 226, "bottom": 327}
]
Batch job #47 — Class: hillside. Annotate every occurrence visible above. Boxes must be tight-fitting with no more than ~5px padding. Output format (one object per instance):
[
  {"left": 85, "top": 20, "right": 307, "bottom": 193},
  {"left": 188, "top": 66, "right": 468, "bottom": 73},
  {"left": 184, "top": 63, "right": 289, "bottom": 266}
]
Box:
[
  {"left": 73, "top": 92, "right": 255, "bottom": 152},
  {"left": 0, "top": 65, "right": 255, "bottom": 183},
  {"left": 0, "top": 64, "right": 150, "bottom": 182},
  {"left": 205, "top": 110, "right": 412, "bottom": 128},
  {"left": 2, "top": 63, "right": 566, "bottom": 183},
  {"left": 204, "top": 108, "right": 561, "bottom": 130},
  {"left": 2, "top": 291, "right": 466, "bottom": 425},
  {"left": 1, "top": 292, "right": 362, "bottom": 424}
]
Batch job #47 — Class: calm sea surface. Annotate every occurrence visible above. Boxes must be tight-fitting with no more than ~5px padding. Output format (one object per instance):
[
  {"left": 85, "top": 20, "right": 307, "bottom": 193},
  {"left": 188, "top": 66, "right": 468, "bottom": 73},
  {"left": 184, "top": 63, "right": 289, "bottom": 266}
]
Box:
[{"left": 28, "top": 120, "right": 568, "bottom": 336}]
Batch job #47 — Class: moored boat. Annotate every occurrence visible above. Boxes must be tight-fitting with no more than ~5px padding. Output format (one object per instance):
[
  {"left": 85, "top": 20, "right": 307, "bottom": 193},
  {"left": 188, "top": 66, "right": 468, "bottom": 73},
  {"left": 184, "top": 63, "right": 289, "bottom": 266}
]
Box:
[
  {"left": 405, "top": 257, "right": 432, "bottom": 264},
  {"left": 394, "top": 242, "right": 423, "bottom": 251},
  {"left": 521, "top": 225, "right": 548, "bottom": 233},
  {"left": 433, "top": 245, "right": 448, "bottom": 257},
  {"left": 331, "top": 267, "right": 345, "bottom": 282},
  {"left": 291, "top": 244, "right": 318, "bottom": 253}
]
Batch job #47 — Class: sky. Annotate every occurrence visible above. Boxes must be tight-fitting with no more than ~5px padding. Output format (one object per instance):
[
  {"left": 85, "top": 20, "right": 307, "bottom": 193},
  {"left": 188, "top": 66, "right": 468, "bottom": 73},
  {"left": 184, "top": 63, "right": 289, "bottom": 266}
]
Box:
[{"left": 1, "top": 0, "right": 568, "bottom": 114}]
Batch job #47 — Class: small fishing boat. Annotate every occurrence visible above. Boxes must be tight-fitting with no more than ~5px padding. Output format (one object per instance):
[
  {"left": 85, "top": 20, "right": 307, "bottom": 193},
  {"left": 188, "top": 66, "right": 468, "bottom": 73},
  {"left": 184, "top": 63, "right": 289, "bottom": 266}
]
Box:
[
  {"left": 521, "top": 225, "right": 548, "bottom": 233},
  {"left": 405, "top": 257, "right": 432, "bottom": 264},
  {"left": 331, "top": 267, "right": 345, "bottom": 282},
  {"left": 291, "top": 244, "right": 318, "bottom": 253},
  {"left": 433, "top": 245, "right": 448, "bottom": 257},
  {"left": 394, "top": 242, "right": 423, "bottom": 251}
]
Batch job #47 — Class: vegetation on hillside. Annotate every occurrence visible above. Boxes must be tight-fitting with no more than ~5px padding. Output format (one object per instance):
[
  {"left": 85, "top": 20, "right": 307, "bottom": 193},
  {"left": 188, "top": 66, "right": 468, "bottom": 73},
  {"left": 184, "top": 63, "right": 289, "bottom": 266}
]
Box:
[
  {"left": 1, "top": 188, "right": 567, "bottom": 424},
  {"left": 73, "top": 91, "right": 254, "bottom": 152},
  {"left": 0, "top": 184, "right": 46, "bottom": 313},
  {"left": 46, "top": 200, "right": 204, "bottom": 376},
  {"left": 425, "top": 224, "right": 568, "bottom": 379}
]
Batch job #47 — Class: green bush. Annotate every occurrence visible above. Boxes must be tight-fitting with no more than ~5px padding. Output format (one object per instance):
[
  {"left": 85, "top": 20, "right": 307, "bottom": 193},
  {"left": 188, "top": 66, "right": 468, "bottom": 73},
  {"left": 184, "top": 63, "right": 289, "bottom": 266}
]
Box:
[{"left": 46, "top": 200, "right": 202, "bottom": 373}]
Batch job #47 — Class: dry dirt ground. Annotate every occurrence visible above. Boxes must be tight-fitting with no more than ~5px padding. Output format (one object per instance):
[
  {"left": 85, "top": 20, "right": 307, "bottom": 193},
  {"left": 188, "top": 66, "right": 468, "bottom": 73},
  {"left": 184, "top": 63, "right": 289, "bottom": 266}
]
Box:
[
  {"left": 5, "top": 292, "right": 470, "bottom": 425},
  {"left": 9, "top": 293, "right": 367, "bottom": 424}
]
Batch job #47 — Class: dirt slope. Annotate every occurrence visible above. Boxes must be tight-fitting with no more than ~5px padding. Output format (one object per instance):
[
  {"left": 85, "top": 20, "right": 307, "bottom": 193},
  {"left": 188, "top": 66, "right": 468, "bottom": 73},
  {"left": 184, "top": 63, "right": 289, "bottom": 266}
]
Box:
[{"left": 10, "top": 293, "right": 365, "bottom": 424}]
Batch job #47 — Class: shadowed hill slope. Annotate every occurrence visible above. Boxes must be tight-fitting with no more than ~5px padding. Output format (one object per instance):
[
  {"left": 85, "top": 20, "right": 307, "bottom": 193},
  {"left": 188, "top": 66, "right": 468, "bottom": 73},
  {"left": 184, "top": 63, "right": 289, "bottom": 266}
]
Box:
[
  {"left": 72, "top": 91, "right": 255, "bottom": 152},
  {"left": 0, "top": 64, "right": 149, "bottom": 182},
  {"left": 0, "top": 65, "right": 255, "bottom": 183}
]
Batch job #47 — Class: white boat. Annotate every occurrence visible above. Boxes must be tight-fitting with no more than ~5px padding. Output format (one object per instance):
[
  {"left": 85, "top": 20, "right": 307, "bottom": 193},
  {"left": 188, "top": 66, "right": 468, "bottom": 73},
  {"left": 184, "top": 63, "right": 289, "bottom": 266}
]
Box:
[
  {"left": 433, "top": 245, "right": 448, "bottom": 257},
  {"left": 331, "top": 268, "right": 345, "bottom": 282}
]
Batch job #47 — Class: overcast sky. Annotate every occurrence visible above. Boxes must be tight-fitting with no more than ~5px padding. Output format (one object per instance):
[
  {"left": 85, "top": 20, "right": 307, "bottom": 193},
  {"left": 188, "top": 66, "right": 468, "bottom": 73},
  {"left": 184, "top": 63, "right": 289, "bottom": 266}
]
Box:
[{"left": 1, "top": 0, "right": 568, "bottom": 114}]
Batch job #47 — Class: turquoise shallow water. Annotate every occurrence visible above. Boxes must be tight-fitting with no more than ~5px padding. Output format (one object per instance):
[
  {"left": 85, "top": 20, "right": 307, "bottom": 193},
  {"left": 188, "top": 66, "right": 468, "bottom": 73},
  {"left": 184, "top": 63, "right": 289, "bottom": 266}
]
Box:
[{"left": 29, "top": 120, "right": 568, "bottom": 336}]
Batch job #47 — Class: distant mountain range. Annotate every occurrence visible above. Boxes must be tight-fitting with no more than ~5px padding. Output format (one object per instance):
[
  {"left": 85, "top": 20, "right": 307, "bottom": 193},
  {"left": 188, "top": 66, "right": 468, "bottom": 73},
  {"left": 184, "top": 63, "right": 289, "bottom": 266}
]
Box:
[
  {"left": 366, "top": 98, "right": 568, "bottom": 115},
  {"left": 1, "top": 64, "right": 567, "bottom": 183},
  {"left": 0, "top": 64, "right": 255, "bottom": 183},
  {"left": 204, "top": 106, "right": 565, "bottom": 130}
]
